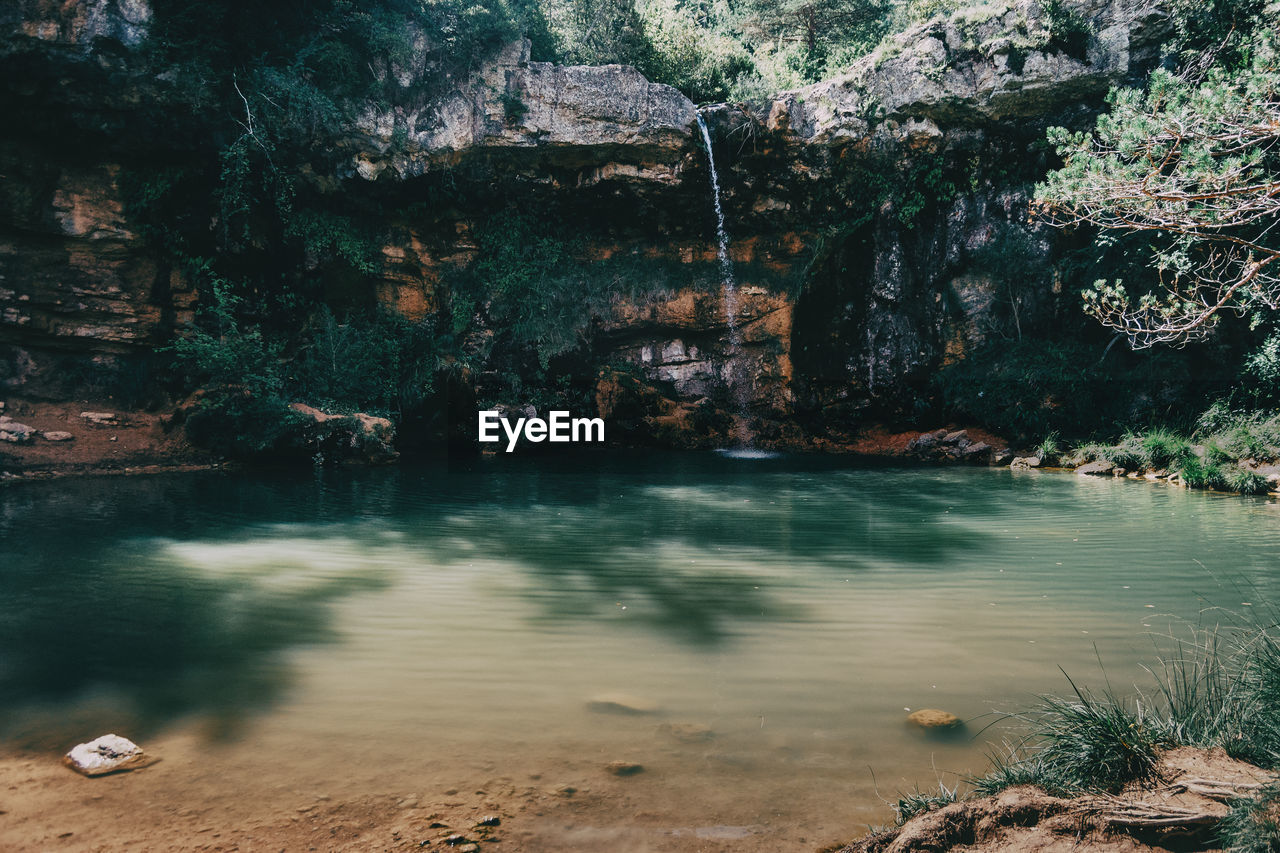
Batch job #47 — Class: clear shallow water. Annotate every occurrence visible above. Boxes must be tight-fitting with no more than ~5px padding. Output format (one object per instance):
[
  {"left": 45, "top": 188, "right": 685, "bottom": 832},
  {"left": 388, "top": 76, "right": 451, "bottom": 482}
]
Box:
[{"left": 3, "top": 454, "right": 1280, "bottom": 849}]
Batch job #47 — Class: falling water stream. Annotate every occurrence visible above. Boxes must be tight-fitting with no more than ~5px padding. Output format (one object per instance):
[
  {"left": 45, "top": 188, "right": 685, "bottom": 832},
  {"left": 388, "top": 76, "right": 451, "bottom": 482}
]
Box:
[{"left": 695, "top": 111, "right": 754, "bottom": 449}]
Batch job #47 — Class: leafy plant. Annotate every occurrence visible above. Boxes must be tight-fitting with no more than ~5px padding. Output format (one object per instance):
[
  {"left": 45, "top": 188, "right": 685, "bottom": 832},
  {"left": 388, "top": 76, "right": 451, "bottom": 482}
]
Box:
[
  {"left": 1042, "top": 0, "right": 1092, "bottom": 60},
  {"left": 935, "top": 337, "right": 1205, "bottom": 443},
  {"left": 1035, "top": 24, "right": 1280, "bottom": 348},
  {"left": 1034, "top": 431, "right": 1062, "bottom": 461},
  {"left": 292, "top": 307, "right": 439, "bottom": 415}
]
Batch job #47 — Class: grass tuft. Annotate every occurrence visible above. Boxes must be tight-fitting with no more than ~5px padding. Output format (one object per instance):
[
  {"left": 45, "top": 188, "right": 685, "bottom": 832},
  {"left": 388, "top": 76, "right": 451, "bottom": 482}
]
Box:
[
  {"left": 893, "top": 782, "right": 959, "bottom": 824},
  {"left": 1033, "top": 676, "right": 1159, "bottom": 792},
  {"left": 1037, "top": 409, "right": 1278, "bottom": 494},
  {"left": 1066, "top": 442, "right": 1111, "bottom": 466},
  {"left": 892, "top": 621, "right": 1280, "bottom": 851},
  {"left": 968, "top": 746, "right": 1063, "bottom": 797},
  {"left": 1218, "top": 783, "right": 1280, "bottom": 853},
  {"left": 1141, "top": 428, "right": 1193, "bottom": 469},
  {"left": 1178, "top": 455, "right": 1227, "bottom": 490},
  {"left": 1225, "top": 467, "right": 1272, "bottom": 496},
  {"left": 1035, "top": 431, "right": 1063, "bottom": 462},
  {"left": 1106, "top": 434, "right": 1151, "bottom": 471}
]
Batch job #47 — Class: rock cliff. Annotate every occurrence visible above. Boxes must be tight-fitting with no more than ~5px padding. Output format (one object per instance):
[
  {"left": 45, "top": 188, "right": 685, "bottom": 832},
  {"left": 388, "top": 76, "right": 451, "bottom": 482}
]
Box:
[{"left": 0, "top": 0, "right": 1169, "bottom": 452}]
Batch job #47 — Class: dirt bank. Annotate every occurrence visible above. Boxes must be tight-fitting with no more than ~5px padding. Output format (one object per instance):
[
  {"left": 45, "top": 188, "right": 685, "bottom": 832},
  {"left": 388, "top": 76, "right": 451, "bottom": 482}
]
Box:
[
  {"left": 0, "top": 399, "right": 216, "bottom": 480},
  {"left": 1, "top": 397, "right": 1009, "bottom": 480},
  {"left": 837, "top": 747, "right": 1276, "bottom": 853}
]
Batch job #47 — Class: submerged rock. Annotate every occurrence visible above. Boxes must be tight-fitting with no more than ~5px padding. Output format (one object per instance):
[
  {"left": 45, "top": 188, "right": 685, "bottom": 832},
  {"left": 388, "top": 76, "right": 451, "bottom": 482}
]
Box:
[
  {"left": 605, "top": 760, "right": 645, "bottom": 776},
  {"left": 41, "top": 430, "right": 74, "bottom": 441},
  {"left": 659, "top": 722, "right": 714, "bottom": 743},
  {"left": 906, "top": 709, "right": 963, "bottom": 730},
  {"left": 63, "top": 734, "right": 148, "bottom": 776},
  {"left": 587, "top": 693, "right": 661, "bottom": 715}
]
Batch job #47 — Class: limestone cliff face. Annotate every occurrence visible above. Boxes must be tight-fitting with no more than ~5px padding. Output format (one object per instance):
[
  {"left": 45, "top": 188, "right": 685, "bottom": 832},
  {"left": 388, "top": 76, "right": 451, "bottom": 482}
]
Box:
[
  {"left": 3, "top": 0, "right": 151, "bottom": 51},
  {"left": 0, "top": 145, "right": 194, "bottom": 398},
  {"left": 0, "top": 0, "right": 1168, "bottom": 448},
  {"left": 713, "top": 0, "right": 1169, "bottom": 425},
  {"left": 347, "top": 40, "right": 696, "bottom": 187},
  {"left": 0, "top": 0, "right": 184, "bottom": 398},
  {"left": 768, "top": 0, "right": 1165, "bottom": 143}
]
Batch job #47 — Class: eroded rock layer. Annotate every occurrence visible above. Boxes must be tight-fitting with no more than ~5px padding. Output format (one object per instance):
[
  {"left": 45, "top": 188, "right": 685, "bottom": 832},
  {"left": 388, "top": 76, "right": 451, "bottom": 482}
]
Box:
[{"left": 0, "top": 0, "right": 1169, "bottom": 449}]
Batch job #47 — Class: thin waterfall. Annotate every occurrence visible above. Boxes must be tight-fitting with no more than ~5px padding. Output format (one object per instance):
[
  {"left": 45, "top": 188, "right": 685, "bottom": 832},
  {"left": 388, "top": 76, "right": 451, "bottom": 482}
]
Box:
[{"left": 695, "top": 111, "right": 751, "bottom": 448}]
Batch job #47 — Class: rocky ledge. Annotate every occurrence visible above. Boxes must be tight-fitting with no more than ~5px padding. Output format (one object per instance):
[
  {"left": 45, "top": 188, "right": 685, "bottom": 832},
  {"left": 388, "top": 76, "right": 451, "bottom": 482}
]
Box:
[
  {"left": 1, "top": 0, "right": 1179, "bottom": 457},
  {"left": 841, "top": 747, "right": 1274, "bottom": 853}
]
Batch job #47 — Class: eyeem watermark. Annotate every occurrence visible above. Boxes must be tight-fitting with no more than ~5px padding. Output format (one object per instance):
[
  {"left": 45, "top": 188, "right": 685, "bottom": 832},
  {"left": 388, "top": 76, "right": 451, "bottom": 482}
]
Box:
[{"left": 478, "top": 410, "right": 605, "bottom": 452}]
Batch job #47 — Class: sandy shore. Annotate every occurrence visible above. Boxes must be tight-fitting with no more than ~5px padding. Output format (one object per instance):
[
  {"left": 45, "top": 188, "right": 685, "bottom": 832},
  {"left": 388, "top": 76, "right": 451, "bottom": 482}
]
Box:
[{"left": 0, "top": 725, "right": 875, "bottom": 852}]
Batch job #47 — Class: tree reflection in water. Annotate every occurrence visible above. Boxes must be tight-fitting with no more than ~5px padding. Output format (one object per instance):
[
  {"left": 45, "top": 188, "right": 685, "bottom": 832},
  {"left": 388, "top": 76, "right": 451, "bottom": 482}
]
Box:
[{"left": 0, "top": 453, "right": 994, "bottom": 743}]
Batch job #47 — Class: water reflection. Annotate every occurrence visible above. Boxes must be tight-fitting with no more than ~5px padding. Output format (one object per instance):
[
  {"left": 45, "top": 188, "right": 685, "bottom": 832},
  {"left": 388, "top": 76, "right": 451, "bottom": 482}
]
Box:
[
  {"left": 0, "top": 453, "right": 999, "bottom": 742},
  {"left": 1, "top": 522, "right": 390, "bottom": 746}
]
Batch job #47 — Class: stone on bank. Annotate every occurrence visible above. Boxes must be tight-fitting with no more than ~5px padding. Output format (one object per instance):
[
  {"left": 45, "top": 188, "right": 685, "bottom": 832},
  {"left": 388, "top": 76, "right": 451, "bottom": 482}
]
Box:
[{"left": 63, "top": 734, "right": 148, "bottom": 776}]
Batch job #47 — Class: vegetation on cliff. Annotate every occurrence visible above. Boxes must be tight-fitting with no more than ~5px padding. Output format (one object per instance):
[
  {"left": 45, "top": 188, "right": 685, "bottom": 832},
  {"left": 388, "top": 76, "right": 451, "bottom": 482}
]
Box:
[
  {"left": 9, "top": 0, "right": 1278, "bottom": 461},
  {"left": 946, "top": 0, "right": 1278, "bottom": 486},
  {"left": 1035, "top": 14, "right": 1280, "bottom": 350},
  {"left": 939, "top": 0, "right": 1280, "bottom": 458}
]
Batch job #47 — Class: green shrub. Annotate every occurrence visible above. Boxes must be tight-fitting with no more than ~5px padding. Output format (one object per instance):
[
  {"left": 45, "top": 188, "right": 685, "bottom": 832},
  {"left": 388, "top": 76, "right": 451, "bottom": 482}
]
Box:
[
  {"left": 1205, "top": 442, "right": 1235, "bottom": 465},
  {"left": 1225, "top": 467, "right": 1272, "bottom": 496},
  {"left": 1215, "top": 415, "right": 1280, "bottom": 461},
  {"left": 1141, "top": 429, "right": 1193, "bottom": 468},
  {"left": 184, "top": 393, "right": 311, "bottom": 459},
  {"left": 1241, "top": 333, "right": 1280, "bottom": 407},
  {"left": 1042, "top": 0, "right": 1092, "bottom": 60},
  {"left": 501, "top": 91, "right": 528, "bottom": 125},
  {"left": 934, "top": 338, "right": 1206, "bottom": 444},
  {"left": 292, "top": 307, "right": 438, "bottom": 415},
  {"left": 1178, "top": 456, "right": 1227, "bottom": 490},
  {"left": 171, "top": 281, "right": 286, "bottom": 398},
  {"left": 446, "top": 211, "right": 684, "bottom": 376},
  {"left": 635, "top": 0, "right": 757, "bottom": 102}
]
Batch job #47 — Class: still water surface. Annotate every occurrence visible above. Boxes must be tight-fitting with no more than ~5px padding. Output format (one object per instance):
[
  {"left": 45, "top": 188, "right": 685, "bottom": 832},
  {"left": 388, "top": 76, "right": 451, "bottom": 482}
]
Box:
[{"left": 2, "top": 453, "right": 1279, "bottom": 849}]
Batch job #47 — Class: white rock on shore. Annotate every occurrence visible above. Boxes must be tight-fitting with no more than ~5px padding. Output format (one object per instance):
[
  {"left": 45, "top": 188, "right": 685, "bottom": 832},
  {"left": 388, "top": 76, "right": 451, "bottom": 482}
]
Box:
[{"left": 63, "top": 734, "right": 149, "bottom": 777}]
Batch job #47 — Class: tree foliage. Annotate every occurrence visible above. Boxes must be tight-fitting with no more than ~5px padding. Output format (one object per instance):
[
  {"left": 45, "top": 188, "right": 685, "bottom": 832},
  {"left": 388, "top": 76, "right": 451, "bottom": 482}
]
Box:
[
  {"left": 1035, "top": 25, "right": 1280, "bottom": 348},
  {"left": 732, "top": 0, "right": 889, "bottom": 59}
]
